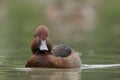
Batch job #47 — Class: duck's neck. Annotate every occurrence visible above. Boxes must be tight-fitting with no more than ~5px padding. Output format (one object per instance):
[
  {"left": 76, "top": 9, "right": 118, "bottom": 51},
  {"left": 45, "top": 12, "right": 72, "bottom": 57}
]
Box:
[{"left": 33, "top": 50, "right": 51, "bottom": 55}]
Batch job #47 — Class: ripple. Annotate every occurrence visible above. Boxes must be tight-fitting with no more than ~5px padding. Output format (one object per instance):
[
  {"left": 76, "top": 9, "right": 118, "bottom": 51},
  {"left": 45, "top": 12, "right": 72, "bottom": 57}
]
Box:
[
  {"left": 14, "top": 68, "right": 32, "bottom": 71},
  {"left": 81, "top": 64, "right": 120, "bottom": 69},
  {"left": 14, "top": 64, "right": 120, "bottom": 72},
  {"left": 0, "top": 60, "right": 3, "bottom": 65}
]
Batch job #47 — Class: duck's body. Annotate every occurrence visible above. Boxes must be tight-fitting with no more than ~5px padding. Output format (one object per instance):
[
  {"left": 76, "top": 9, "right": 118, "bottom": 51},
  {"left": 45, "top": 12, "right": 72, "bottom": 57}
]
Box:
[
  {"left": 25, "top": 52, "right": 81, "bottom": 68},
  {"left": 25, "top": 25, "right": 81, "bottom": 68}
]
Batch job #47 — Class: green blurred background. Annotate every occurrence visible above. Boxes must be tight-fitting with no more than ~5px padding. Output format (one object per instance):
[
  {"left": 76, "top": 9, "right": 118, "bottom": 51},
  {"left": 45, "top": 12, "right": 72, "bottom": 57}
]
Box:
[{"left": 0, "top": 0, "right": 120, "bottom": 67}]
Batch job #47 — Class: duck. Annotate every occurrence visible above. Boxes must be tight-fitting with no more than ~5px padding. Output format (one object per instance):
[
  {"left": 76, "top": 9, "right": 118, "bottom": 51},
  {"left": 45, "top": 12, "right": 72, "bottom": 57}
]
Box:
[{"left": 25, "top": 25, "right": 81, "bottom": 68}]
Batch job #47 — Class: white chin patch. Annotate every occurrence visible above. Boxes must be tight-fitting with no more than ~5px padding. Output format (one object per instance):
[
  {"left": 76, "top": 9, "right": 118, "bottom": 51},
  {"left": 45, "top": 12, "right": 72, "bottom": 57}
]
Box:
[{"left": 39, "top": 40, "right": 48, "bottom": 51}]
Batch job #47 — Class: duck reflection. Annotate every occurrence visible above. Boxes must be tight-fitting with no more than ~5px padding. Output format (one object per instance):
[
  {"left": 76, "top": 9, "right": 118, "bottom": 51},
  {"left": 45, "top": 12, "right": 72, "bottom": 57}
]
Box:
[{"left": 26, "top": 68, "right": 81, "bottom": 80}]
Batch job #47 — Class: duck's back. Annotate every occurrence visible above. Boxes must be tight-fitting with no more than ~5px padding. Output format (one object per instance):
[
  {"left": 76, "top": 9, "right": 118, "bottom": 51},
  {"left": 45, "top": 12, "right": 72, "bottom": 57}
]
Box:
[{"left": 51, "top": 44, "right": 72, "bottom": 57}]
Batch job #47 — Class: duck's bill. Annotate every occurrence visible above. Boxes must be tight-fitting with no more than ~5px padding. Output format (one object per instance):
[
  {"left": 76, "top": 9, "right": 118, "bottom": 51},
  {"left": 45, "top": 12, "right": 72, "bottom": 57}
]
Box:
[{"left": 39, "top": 40, "right": 48, "bottom": 51}]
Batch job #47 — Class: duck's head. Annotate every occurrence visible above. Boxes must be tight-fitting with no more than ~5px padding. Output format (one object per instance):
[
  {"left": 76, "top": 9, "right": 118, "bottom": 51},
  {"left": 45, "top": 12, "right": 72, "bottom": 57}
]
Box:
[
  {"left": 31, "top": 25, "right": 52, "bottom": 53},
  {"left": 34, "top": 25, "right": 49, "bottom": 40}
]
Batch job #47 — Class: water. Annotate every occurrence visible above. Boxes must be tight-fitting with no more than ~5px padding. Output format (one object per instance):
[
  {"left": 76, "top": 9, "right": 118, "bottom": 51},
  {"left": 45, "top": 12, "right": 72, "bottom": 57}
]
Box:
[
  {"left": 0, "top": 62, "right": 120, "bottom": 80},
  {"left": 0, "top": 53, "right": 120, "bottom": 80}
]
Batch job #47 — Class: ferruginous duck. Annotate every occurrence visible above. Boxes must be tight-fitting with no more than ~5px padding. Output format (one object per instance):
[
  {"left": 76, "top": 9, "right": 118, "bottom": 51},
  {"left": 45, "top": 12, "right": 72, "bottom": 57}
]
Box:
[{"left": 25, "top": 25, "right": 81, "bottom": 68}]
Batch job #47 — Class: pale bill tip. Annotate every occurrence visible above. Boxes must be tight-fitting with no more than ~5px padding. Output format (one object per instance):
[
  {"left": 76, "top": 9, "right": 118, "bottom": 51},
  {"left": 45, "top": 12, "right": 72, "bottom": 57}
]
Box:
[{"left": 39, "top": 40, "right": 48, "bottom": 51}]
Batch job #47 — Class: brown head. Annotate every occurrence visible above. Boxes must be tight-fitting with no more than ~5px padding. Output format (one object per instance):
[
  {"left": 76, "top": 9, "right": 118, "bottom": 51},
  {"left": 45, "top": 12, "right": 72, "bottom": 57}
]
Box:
[
  {"left": 34, "top": 25, "right": 49, "bottom": 40},
  {"left": 31, "top": 25, "right": 52, "bottom": 54}
]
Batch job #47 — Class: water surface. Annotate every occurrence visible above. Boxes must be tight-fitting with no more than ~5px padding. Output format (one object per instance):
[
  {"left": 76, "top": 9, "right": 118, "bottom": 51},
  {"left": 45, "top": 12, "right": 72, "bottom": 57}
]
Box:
[{"left": 0, "top": 62, "right": 120, "bottom": 80}]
